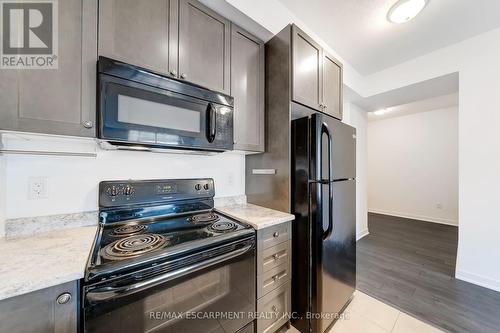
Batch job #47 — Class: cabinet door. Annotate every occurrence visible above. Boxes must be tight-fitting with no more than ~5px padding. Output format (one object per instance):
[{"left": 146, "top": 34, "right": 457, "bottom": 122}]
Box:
[
  {"left": 231, "top": 25, "right": 265, "bottom": 152},
  {"left": 0, "top": 70, "right": 19, "bottom": 130},
  {"left": 322, "top": 52, "right": 343, "bottom": 120},
  {"left": 292, "top": 25, "right": 322, "bottom": 111},
  {"left": 178, "top": 0, "right": 230, "bottom": 94},
  {"left": 14, "top": 0, "right": 97, "bottom": 137},
  {"left": 99, "top": 0, "right": 175, "bottom": 76},
  {"left": 0, "top": 281, "right": 78, "bottom": 333}
]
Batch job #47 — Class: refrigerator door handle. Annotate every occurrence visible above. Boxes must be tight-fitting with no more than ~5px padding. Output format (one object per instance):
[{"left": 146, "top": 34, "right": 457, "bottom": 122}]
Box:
[
  {"left": 321, "top": 122, "right": 334, "bottom": 240},
  {"left": 321, "top": 121, "right": 333, "bottom": 183}
]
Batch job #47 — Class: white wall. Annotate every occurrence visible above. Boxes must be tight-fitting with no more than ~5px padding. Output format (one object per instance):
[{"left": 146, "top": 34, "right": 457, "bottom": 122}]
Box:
[
  {"left": 1, "top": 135, "right": 245, "bottom": 220},
  {"left": 353, "top": 27, "right": 500, "bottom": 292},
  {"left": 367, "top": 107, "right": 459, "bottom": 225},
  {"left": 343, "top": 103, "right": 369, "bottom": 240}
]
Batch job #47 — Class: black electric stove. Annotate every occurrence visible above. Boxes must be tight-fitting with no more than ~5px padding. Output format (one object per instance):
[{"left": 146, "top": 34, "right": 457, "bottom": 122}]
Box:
[
  {"left": 83, "top": 179, "right": 256, "bottom": 333},
  {"left": 85, "top": 178, "right": 254, "bottom": 282}
]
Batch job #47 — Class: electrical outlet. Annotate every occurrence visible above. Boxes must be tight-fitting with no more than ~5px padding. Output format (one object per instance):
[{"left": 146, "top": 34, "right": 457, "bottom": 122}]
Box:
[
  {"left": 227, "top": 173, "right": 234, "bottom": 186},
  {"left": 28, "top": 177, "right": 48, "bottom": 200}
]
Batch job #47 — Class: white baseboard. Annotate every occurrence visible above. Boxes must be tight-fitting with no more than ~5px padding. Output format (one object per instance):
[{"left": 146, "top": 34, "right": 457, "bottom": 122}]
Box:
[
  {"left": 455, "top": 270, "right": 500, "bottom": 293},
  {"left": 356, "top": 228, "right": 369, "bottom": 241},
  {"left": 368, "top": 208, "right": 458, "bottom": 226}
]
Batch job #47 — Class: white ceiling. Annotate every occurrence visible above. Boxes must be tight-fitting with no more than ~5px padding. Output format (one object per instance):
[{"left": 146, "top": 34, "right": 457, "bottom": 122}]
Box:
[
  {"left": 278, "top": 0, "right": 500, "bottom": 75},
  {"left": 353, "top": 72, "right": 458, "bottom": 111},
  {"left": 367, "top": 92, "right": 458, "bottom": 121}
]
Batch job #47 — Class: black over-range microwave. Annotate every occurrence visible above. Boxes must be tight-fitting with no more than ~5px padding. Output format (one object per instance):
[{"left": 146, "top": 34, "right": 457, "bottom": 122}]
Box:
[{"left": 97, "top": 57, "right": 234, "bottom": 152}]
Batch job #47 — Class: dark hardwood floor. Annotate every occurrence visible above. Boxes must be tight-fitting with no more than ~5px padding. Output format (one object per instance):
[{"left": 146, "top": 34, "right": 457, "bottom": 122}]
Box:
[{"left": 357, "top": 213, "right": 500, "bottom": 333}]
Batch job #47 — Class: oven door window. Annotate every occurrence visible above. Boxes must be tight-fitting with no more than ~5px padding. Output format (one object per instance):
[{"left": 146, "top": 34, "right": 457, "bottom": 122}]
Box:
[
  {"left": 101, "top": 78, "right": 213, "bottom": 148},
  {"left": 84, "top": 249, "right": 255, "bottom": 333}
]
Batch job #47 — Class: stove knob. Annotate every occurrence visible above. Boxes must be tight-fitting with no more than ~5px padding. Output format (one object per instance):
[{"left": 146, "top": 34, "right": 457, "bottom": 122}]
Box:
[
  {"left": 203, "top": 184, "right": 210, "bottom": 190},
  {"left": 107, "top": 186, "right": 118, "bottom": 196},
  {"left": 124, "top": 185, "right": 133, "bottom": 196},
  {"left": 195, "top": 184, "right": 202, "bottom": 191}
]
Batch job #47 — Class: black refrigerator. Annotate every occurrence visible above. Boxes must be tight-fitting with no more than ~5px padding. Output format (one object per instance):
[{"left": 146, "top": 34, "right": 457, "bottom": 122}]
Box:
[{"left": 291, "top": 113, "right": 356, "bottom": 333}]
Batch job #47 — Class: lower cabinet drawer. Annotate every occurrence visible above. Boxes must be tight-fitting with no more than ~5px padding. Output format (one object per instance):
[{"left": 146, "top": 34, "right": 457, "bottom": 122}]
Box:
[
  {"left": 257, "top": 262, "right": 290, "bottom": 298},
  {"left": 257, "top": 240, "right": 291, "bottom": 275},
  {"left": 256, "top": 281, "right": 291, "bottom": 333},
  {"left": 258, "top": 222, "right": 291, "bottom": 250}
]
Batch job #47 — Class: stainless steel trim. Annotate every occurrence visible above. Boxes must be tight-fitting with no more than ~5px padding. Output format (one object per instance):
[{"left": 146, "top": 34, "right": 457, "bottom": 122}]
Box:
[
  {"left": 0, "top": 149, "right": 97, "bottom": 158},
  {"left": 97, "top": 140, "right": 220, "bottom": 156},
  {"left": 86, "top": 228, "right": 255, "bottom": 281},
  {"left": 252, "top": 169, "right": 276, "bottom": 175},
  {"left": 86, "top": 243, "right": 253, "bottom": 302}
]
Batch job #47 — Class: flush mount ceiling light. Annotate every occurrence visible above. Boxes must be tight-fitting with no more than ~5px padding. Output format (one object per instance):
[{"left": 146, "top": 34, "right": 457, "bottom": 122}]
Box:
[
  {"left": 387, "top": 0, "right": 428, "bottom": 24},
  {"left": 373, "top": 109, "right": 387, "bottom": 116}
]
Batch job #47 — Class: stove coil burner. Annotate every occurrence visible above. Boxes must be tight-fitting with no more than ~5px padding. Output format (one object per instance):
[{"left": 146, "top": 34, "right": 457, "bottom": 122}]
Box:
[
  {"left": 112, "top": 224, "right": 148, "bottom": 237},
  {"left": 102, "top": 234, "right": 167, "bottom": 260},
  {"left": 189, "top": 212, "right": 220, "bottom": 224},
  {"left": 209, "top": 221, "right": 238, "bottom": 233}
]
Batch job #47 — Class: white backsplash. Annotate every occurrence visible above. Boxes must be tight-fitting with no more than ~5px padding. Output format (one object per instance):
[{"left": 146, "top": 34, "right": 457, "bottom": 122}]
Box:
[{"left": 0, "top": 132, "right": 246, "bottom": 224}]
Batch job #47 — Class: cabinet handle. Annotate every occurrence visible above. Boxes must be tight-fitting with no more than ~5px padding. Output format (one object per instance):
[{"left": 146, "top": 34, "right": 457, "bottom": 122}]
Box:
[
  {"left": 170, "top": 69, "right": 177, "bottom": 77},
  {"left": 272, "top": 305, "right": 279, "bottom": 313},
  {"left": 273, "top": 274, "right": 279, "bottom": 282},
  {"left": 181, "top": 73, "right": 187, "bottom": 79},
  {"left": 56, "top": 292, "right": 72, "bottom": 305},
  {"left": 273, "top": 232, "right": 279, "bottom": 238},
  {"left": 323, "top": 104, "right": 328, "bottom": 109},
  {"left": 273, "top": 254, "right": 280, "bottom": 260},
  {"left": 83, "top": 120, "right": 93, "bottom": 129}
]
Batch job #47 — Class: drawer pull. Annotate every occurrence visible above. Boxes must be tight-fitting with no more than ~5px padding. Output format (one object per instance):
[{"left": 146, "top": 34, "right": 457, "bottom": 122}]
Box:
[
  {"left": 273, "top": 254, "right": 280, "bottom": 260},
  {"left": 273, "top": 232, "right": 279, "bottom": 238},
  {"left": 273, "top": 275, "right": 279, "bottom": 281},
  {"left": 56, "top": 292, "right": 72, "bottom": 305},
  {"left": 272, "top": 305, "right": 279, "bottom": 313}
]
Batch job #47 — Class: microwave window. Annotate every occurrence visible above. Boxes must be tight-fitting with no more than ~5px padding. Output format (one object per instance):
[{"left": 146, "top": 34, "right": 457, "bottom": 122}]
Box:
[{"left": 117, "top": 95, "right": 201, "bottom": 133}]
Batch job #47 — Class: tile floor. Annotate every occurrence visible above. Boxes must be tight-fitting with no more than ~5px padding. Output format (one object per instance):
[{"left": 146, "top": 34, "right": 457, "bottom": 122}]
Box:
[{"left": 286, "top": 291, "right": 444, "bottom": 333}]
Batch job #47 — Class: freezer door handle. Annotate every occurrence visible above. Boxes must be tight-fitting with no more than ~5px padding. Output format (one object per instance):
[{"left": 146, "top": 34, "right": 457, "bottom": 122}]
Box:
[{"left": 321, "top": 122, "right": 334, "bottom": 240}]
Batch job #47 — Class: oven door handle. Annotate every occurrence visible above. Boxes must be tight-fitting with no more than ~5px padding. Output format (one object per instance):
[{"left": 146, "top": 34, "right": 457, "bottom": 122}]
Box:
[{"left": 86, "top": 243, "right": 253, "bottom": 303}]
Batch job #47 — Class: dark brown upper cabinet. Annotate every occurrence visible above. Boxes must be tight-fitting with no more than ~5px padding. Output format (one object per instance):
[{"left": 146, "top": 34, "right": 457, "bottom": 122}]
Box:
[
  {"left": 178, "top": 0, "right": 231, "bottom": 94},
  {"left": 291, "top": 25, "right": 343, "bottom": 120},
  {"left": 322, "top": 51, "right": 343, "bottom": 120},
  {"left": 0, "top": 0, "right": 97, "bottom": 137},
  {"left": 99, "top": 0, "right": 230, "bottom": 94},
  {"left": 99, "top": 0, "right": 175, "bottom": 76},
  {"left": 292, "top": 25, "right": 322, "bottom": 111},
  {"left": 231, "top": 24, "right": 265, "bottom": 152}
]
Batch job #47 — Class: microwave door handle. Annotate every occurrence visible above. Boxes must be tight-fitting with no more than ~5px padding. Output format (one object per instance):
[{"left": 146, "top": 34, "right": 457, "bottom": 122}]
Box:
[
  {"left": 207, "top": 103, "right": 217, "bottom": 143},
  {"left": 86, "top": 243, "right": 253, "bottom": 303}
]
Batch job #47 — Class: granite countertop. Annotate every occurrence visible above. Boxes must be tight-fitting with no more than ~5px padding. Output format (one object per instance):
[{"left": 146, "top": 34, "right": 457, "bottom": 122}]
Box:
[
  {"left": 216, "top": 203, "right": 295, "bottom": 230},
  {"left": 0, "top": 226, "right": 97, "bottom": 301}
]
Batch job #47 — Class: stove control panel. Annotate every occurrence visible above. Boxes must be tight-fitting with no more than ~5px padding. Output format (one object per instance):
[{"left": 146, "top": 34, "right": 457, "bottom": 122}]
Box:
[{"left": 99, "top": 178, "right": 215, "bottom": 208}]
